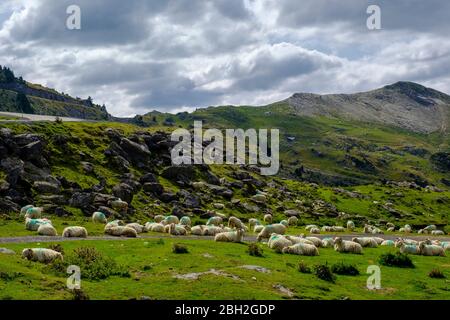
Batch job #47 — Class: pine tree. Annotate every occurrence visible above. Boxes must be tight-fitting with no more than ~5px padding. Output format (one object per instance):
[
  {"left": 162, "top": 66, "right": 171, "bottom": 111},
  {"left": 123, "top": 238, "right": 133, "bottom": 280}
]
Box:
[{"left": 16, "top": 93, "right": 34, "bottom": 114}]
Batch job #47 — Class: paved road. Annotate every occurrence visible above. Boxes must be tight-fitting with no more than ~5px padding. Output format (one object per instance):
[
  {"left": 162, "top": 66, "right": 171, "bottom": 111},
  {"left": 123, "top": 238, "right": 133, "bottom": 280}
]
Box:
[
  {"left": 0, "top": 233, "right": 449, "bottom": 244},
  {"left": 0, "top": 111, "right": 87, "bottom": 122}
]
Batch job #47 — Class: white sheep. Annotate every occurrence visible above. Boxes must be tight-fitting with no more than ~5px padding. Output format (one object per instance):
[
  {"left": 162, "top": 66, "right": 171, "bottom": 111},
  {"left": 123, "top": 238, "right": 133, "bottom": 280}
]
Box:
[
  {"left": 207, "top": 216, "right": 223, "bottom": 226},
  {"left": 381, "top": 240, "right": 395, "bottom": 246},
  {"left": 334, "top": 237, "right": 363, "bottom": 254},
  {"left": 280, "top": 220, "right": 289, "bottom": 227},
  {"left": 180, "top": 216, "right": 191, "bottom": 226},
  {"left": 215, "top": 229, "right": 244, "bottom": 243},
  {"left": 92, "top": 212, "right": 107, "bottom": 224},
  {"left": 424, "top": 225, "right": 437, "bottom": 232},
  {"left": 149, "top": 223, "right": 165, "bottom": 233},
  {"left": 331, "top": 226, "right": 346, "bottom": 232},
  {"left": 191, "top": 225, "right": 205, "bottom": 235},
  {"left": 352, "top": 237, "right": 378, "bottom": 248},
  {"left": 110, "top": 199, "right": 128, "bottom": 212},
  {"left": 37, "top": 224, "right": 57, "bottom": 236},
  {"left": 431, "top": 230, "right": 445, "bottom": 236},
  {"left": 126, "top": 223, "right": 145, "bottom": 234},
  {"left": 387, "top": 227, "right": 395, "bottom": 232},
  {"left": 166, "top": 223, "right": 187, "bottom": 236},
  {"left": 22, "top": 248, "right": 63, "bottom": 264},
  {"left": 268, "top": 234, "right": 292, "bottom": 252},
  {"left": 105, "top": 226, "right": 137, "bottom": 237},
  {"left": 263, "top": 214, "right": 273, "bottom": 224},
  {"left": 257, "top": 224, "right": 287, "bottom": 241},
  {"left": 386, "top": 222, "right": 395, "bottom": 229},
  {"left": 321, "top": 237, "right": 334, "bottom": 248},
  {"left": 347, "top": 220, "right": 355, "bottom": 231},
  {"left": 321, "top": 226, "right": 332, "bottom": 232},
  {"left": 399, "top": 224, "right": 412, "bottom": 233},
  {"left": 305, "top": 225, "right": 318, "bottom": 231},
  {"left": 62, "top": 226, "right": 88, "bottom": 238},
  {"left": 25, "top": 218, "right": 52, "bottom": 231},
  {"left": 20, "top": 205, "right": 34, "bottom": 217},
  {"left": 202, "top": 225, "right": 224, "bottom": 236},
  {"left": 419, "top": 242, "right": 446, "bottom": 257},
  {"left": 372, "top": 237, "right": 385, "bottom": 245},
  {"left": 154, "top": 215, "right": 165, "bottom": 223},
  {"left": 282, "top": 243, "right": 319, "bottom": 256},
  {"left": 398, "top": 242, "right": 420, "bottom": 255},
  {"left": 309, "top": 227, "right": 320, "bottom": 234},
  {"left": 254, "top": 225, "right": 264, "bottom": 233},
  {"left": 285, "top": 235, "right": 315, "bottom": 246},
  {"left": 304, "top": 236, "right": 322, "bottom": 247},
  {"left": 228, "top": 216, "right": 245, "bottom": 229},
  {"left": 161, "top": 215, "right": 180, "bottom": 226},
  {"left": 287, "top": 216, "right": 298, "bottom": 226},
  {"left": 25, "top": 207, "right": 43, "bottom": 219}
]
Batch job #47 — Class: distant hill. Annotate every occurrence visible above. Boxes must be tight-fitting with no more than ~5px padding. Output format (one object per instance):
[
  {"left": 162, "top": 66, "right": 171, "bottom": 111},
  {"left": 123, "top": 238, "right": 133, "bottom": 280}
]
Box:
[
  {"left": 0, "top": 66, "right": 110, "bottom": 120},
  {"left": 288, "top": 82, "right": 450, "bottom": 133}
]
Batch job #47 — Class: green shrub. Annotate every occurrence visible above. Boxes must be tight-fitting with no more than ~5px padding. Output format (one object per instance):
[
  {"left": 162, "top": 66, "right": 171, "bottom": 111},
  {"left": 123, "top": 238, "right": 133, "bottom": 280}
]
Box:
[
  {"left": 49, "top": 247, "right": 129, "bottom": 280},
  {"left": 298, "top": 261, "right": 311, "bottom": 274},
  {"left": 314, "top": 263, "right": 336, "bottom": 283},
  {"left": 378, "top": 252, "right": 414, "bottom": 268},
  {"left": 331, "top": 262, "right": 360, "bottom": 276},
  {"left": 247, "top": 243, "right": 264, "bottom": 257},
  {"left": 71, "top": 288, "right": 90, "bottom": 300},
  {"left": 172, "top": 243, "right": 189, "bottom": 254},
  {"left": 47, "top": 244, "right": 64, "bottom": 255},
  {"left": 429, "top": 269, "right": 446, "bottom": 279}
]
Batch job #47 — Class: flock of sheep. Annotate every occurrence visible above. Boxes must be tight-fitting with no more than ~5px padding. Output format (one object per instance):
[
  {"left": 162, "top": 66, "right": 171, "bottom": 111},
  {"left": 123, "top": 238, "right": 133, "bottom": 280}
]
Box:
[{"left": 17, "top": 204, "right": 450, "bottom": 264}]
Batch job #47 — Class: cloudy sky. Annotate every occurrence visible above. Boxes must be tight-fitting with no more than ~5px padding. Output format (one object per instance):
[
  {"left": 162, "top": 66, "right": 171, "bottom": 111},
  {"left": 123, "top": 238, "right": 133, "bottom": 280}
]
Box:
[{"left": 1, "top": 0, "right": 449, "bottom": 116}]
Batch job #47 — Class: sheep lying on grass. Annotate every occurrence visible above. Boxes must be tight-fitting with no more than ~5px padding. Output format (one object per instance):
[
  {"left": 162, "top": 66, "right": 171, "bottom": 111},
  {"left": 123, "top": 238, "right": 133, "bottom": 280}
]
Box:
[
  {"left": 62, "top": 226, "right": 88, "bottom": 238},
  {"left": 268, "top": 234, "right": 292, "bottom": 252},
  {"left": 202, "top": 225, "right": 224, "bottom": 236},
  {"left": 399, "top": 224, "right": 412, "bottom": 233},
  {"left": 92, "top": 212, "right": 107, "bottom": 224},
  {"left": 214, "top": 229, "right": 244, "bottom": 243},
  {"left": 254, "top": 225, "right": 264, "bottom": 233},
  {"left": 37, "top": 224, "right": 57, "bottom": 236},
  {"left": 228, "top": 216, "right": 245, "bottom": 229},
  {"left": 257, "top": 224, "right": 287, "bottom": 241},
  {"left": 20, "top": 205, "right": 34, "bottom": 217},
  {"left": 381, "top": 240, "right": 395, "bottom": 246},
  {"left": 207, "top": 216, "right": 223, "bottom": 226},
  {"left": 321, "top": 238, "right": 334, "bottom": 248},
  {"left": 352, "top": 237, "right": 378, "bottom": 248},
  {"left": 263, "top": 214, "right": 272, "bottom": 224},
  {"left": 25, "top": 218, "right": 52, "bottom": 231},
  {"left": 105, "top": 226, "right": 137, "bottom": 238},
  {"left": 126, "top": 223, "right": 145, "bottom": 234},
  {"left": 191, "top": 225, "right": 204, "bottom": 235},
  {"left": 154, "top": 215, "right": 165, "bottom": 223},
  {"left": 248, "top": 218, "right": 260, "bottom": 227},
  {"left": 288, "top": 216, "right": 298, "bottom": 226},
  {"left": 282, "top": 243, "right": 319, "bottom": 256},
  {"left": 285, "top": 236, "right": 314, "bottom": 246},
  {"left": 110, "top": 199, "right": 128, "bottom": 212},
  {"left": 364, "top": 224, "right": 384, "bottom": 234},
  {"left": 22, "top": 248, "right": 63, "bottom": 264},
  {"left": 309, "top": 227, "right": 320, "bottom": 234},
  {"left": 419, "top": 242, "right": 446, "bottom": 257},
  {"left": 387, "top": 226, "right": 395, "bottom": 232},
  {"left": 334, "top": 237, "right": 363, "bottom": 254},
  {"left": 305, "top": 225, "right": 318, "bottom": 231},
  {"left": 304, "top": 236, "right": 322, "bottom": 247},
  {"left": 148, "top": 223, "right": 165, "bottom": 233},
  {"left": 398, "top": 243, "right": 420, "bottom": 255},
  {"left": 431, "top": 230, "right": 445, "bottom": 236},
  {"left": 180, "top": 216, "right": 191, "bottom": 226},
  {"left": 280, "top": 220, "right": 289, "bottom": 227},
  {"left": 167, "top": 223, "right": 187, "bottom": 236}
]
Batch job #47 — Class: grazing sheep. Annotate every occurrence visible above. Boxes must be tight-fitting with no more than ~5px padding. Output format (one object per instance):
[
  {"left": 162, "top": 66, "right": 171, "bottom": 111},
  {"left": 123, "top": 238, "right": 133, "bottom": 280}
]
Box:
[
  {"left": 305, "top": 225, "right": 318, "bottom": 231},
  {"left": 424, "top": 225, "right": 437, "bottom": 232},
  {"left": 381, "top": 240, "right": 395, "bottom": 246},
  {"left": 202, "top": 225, "right": 224, "bottom": 236},
  {"left": 104, "top": 220, "right": 125, "bottom": 232},
  {"left": 254, "top": 225, "right": 264, "bottom": 233},
  {"left": 321, "top": 237, "right": 334, "bottom": 248},
  {"left": 419, "top": 242, "right": 446, "bottom": 257},
  {"left": 398, "top": 243, "right": 420, "bottom": 255},
  {"left": 154, "top": 215, "right": 165, "bottom": 223},
  {"left": 386, "top": 222, "right": 395, "bottom": 229},
  {"left": 215, "top": 229, "right": 244, "bottom": 243},
  {"left": 280, "top": 220, "right": 289, "bottom": 227},
  {"left": 20, "top": 205, "right": 34, "bottom": 217},
  {"left": 347, "top": 220, "right": 355, "bottom": 231},
  {"left": 126, "top": 223, "right": 145, "bottom": 234},
  {"left": 288, "top": 216, "right": 298, "bottom": 226},
  {"left": 25, "top": 207, "right": 42, "bottom": 219},
  {"left": 268, "top": 234, "right": 292, "bottom": 252},
  {"left": 304, "top": 236, "right": 322, "bottom": 247},
  {"left": 248, "top": 218, "right": 261, "bottom": 227},
  {"left": 309, "top": 227, "right": 320, "bottom": 234},
  {"left": 207, "top": 216, "right": 223, "bottom": 226},
  {"left": 282, "top": 243, "right": 319, "bottom": 256},
  {"left": 149, "top": 223, "right": 165, "bottom": 233},
  {"left": 37, "top": 224, "right": 57, "bottom": 236},
  {"left": 161, "top": 215, "right": 180, "bottom": 226},
  {"left": 352, "top": 237, "right": 378, "bottom": 248},
  {"left": 25, "top": 218, "right": 52, "bottom": 231},
  {"left": 62, "top": 226, "right": 88, "bottom": 238},
  {"left": 431, "top": 230, "right": 445, "bottom": 236},
  {"left": 167, "top": 223, "right": 187, "bottom": 236},
  {"left": 180, "top": 216, "right": 191, "bottom": 226},
  {"left": 228, "top": 216, "right": 245, "bottom": 229},
  {"left": 263, "top": 214, "right": 273, "bottom": 224},
  {"left": 334, "top": 237, "right": 363, "bottom": 254},
  {"left": 191, "top": 225, "right": 205, "bottom": 235},
  {"left": 321, "top": 226, "right": 332, "bottom": 232},
  {"left": 92, "top": 212, "right": 107, "bottom": 224},
  {"left": 106, "top": 226, "right": 138, "bottom": 238},
  {"left": 387, "top": 227, "right": 395, "bottom": 232},
  {"left": 22, "top": 248, "right": 63, "bottom": 264},
  {"left": 285, "top": 236, "right": 314, "bottom": 246},
  {"left": 256, "top": 224, "right": 287, "bottom": 241}
]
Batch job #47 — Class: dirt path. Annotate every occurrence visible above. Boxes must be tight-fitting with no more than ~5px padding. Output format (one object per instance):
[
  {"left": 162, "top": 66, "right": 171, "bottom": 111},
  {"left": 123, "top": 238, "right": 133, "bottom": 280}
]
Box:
[{"left": 1, "top": 233, "right": 449, "bottom": 244}]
